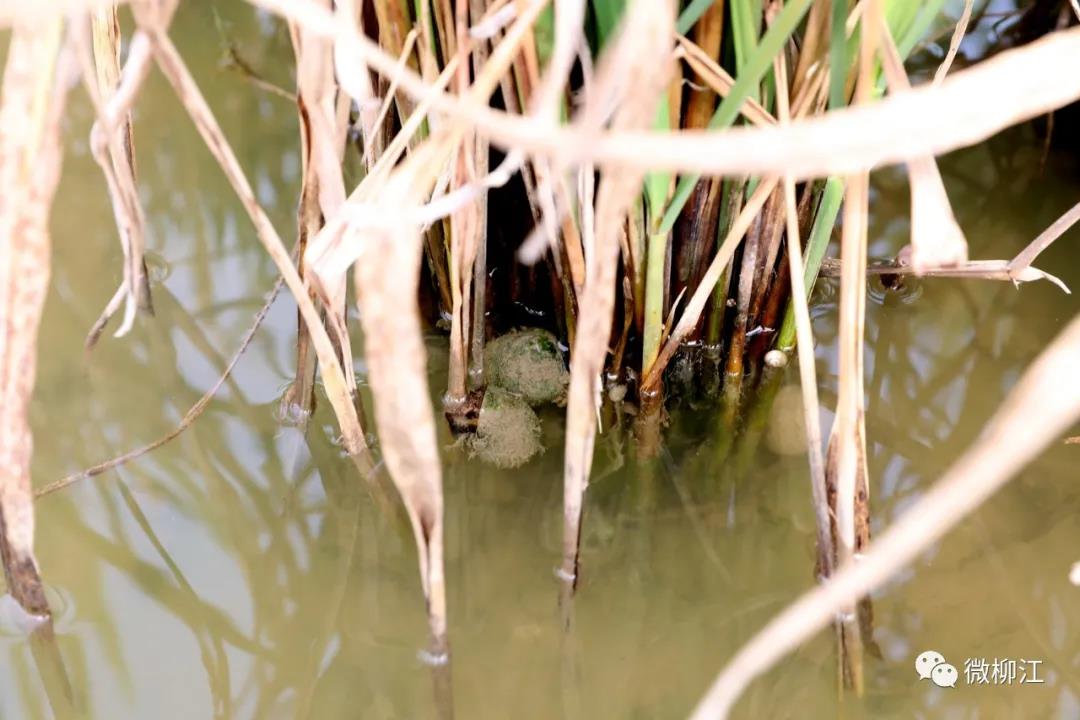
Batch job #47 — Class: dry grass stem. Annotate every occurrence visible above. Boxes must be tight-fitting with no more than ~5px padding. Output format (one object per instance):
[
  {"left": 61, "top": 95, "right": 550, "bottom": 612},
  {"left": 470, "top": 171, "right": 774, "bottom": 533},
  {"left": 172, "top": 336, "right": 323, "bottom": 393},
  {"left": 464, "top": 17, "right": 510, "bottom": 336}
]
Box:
[
  {"left": 673, "top": 36, "right": 776, "bottom": 127},
  {"left": 933, "top": 0, "right": 975, "bottom": 84},
  {"left": 0, "top": 16, "right": 70, "bottom": 617},
  {"left": 823, "top": 4, "right": 878, "bottom": 691},
  {"left": 690, "top": 312, "right": 1080, "bottom": 719},
  {"left": 818, "top": 258, "right": 1070, "bottom": 292},
  {"left": 82, "top": 5, "right": 153, "bottom": 345},
  {"left": 773, "top": 45, "right": 831, "bottom": 577},
  {"left": 562, "top": 0, "right": 674, "bottom": 588},
  {"left": 1008, "top": 199, "right": 1080, "bottom": 273},
  {"left": 878, "top": 13, "right": 968, "bottom": 272}
]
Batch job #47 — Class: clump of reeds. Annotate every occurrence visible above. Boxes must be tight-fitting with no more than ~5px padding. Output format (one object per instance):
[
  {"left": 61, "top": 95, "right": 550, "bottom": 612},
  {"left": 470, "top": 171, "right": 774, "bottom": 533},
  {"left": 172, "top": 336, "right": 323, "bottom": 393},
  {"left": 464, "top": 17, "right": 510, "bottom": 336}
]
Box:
[{"left": 3, "top": 2, "right": 1080, "bottom": 719}]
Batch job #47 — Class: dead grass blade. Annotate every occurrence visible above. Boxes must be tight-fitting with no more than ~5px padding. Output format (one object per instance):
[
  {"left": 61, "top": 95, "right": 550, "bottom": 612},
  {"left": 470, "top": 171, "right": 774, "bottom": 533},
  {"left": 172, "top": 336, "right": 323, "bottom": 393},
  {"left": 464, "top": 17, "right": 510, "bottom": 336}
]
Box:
[
  {"left": 139, "top": 18, "right": 370, "bottom": 459},
  {"left": 0, "top": 16, "right": 70, "bottom": 617},
  {"left": 351, "top": 184, "right": 448, "bottom": 654},
  {"left": 878, "top": 11, "right": 967, "bottom": 272},
  {"left": 1008, "top": 199, "right": 1080, "bottom": 274},
  {"left": 690, "top": 311, "right": 1080, "bottom": 720},
  {"left": 562, "top": 0, "right": 675, "bottom": 589},
  {"left": 823, "top": 3, "right": 878, "bottom": 692},
  {"left": 80, "top": 5, "right": 154, "bottom": 345},
  {"left": 933, "top": 0, "right": 974, "bottom": 84}
]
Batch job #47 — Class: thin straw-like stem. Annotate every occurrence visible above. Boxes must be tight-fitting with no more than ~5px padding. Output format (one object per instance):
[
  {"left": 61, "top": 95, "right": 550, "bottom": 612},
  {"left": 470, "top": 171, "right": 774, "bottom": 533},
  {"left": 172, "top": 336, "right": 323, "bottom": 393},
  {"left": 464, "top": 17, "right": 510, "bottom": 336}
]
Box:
[
  {"left": 1008, "top": 199, "right": 1080, "bottom": 272},
  {"left": 140, "top": 20, "right": 370, "bottom": 459},
  {"left": 774, "top": 41, "right": 831, "bottom": 577},
  {"left": 933, "top": 0, "right": 974, "bottom": 84}
]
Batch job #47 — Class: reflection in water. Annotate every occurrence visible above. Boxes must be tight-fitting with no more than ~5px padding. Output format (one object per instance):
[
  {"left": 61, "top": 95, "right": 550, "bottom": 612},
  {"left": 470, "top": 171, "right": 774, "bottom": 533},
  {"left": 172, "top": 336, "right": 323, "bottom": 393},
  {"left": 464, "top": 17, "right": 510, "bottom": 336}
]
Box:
[{"left": 2, "top": 3, "right": 1078, "bottom": 718}]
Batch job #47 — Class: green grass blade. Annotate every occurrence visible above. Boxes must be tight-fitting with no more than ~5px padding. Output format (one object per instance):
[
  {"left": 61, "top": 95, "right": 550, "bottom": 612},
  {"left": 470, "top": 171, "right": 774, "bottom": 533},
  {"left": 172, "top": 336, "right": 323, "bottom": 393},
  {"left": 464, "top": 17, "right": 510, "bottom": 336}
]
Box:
[
  {"left": 657, "top": 0, "right": 813, "bottom": 236},
  {"left": 593, "top": 0, "right": 628, "bottom": 48},
  {"left": 677, "top": 0, "right": 719, "bottom": 35},
  {"left": 829, "top": 0, "right": 849, "bottom": 109}
]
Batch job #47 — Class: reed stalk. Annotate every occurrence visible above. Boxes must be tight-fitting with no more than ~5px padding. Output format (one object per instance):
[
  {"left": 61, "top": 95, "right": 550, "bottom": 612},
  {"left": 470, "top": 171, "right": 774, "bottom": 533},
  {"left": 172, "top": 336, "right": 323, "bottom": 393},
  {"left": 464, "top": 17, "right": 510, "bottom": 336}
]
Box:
[{"left": 0, "top": 13, "right": 68, "bottom": 618}]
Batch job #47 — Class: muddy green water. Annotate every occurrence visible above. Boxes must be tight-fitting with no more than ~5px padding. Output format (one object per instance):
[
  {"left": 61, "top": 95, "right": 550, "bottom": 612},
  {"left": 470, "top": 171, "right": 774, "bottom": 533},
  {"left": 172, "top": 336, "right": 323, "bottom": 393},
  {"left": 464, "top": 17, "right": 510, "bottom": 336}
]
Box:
[{"left": 3, "top": 4, "right": 1079, "bottom": 719}]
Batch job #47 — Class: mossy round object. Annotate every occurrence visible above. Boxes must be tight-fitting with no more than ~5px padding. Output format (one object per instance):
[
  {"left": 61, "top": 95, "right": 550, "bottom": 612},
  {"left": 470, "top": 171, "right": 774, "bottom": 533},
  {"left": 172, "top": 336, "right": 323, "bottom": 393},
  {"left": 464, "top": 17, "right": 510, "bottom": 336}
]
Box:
[
  {"left": 468, "top": 387, "right": 543, "bottom": 469},
  {"left": 484, "top": 329, "right": 568, "bottom": 406}
]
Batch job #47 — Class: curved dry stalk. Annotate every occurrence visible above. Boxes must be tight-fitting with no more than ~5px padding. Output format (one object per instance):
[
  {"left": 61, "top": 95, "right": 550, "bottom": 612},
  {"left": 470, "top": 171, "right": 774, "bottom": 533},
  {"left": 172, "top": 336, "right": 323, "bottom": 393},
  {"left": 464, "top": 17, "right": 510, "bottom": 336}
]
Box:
[
  {"left": 74, "top": 2, "right": 180, "bottom": 347},
  {"left": 82, "top": 5, "right": 154, "bottom": 344},
  {"left": 244, "top": 3, "right": 1080, "bottom": 181},
  {"left": 1008, "top": 199, "right": 1080, "bottom": 273},
  {"left": 877, "top": 11, "right": 967, "bottom": 272},
  {"left": 933, "top": 0, "right": 975, "bottom": 85},
  {"left": 35, "top": 277, "right": 286, "bottom": 499},
  {"left": 690, "top": 312, "right": 1080, "bottom": 719},
  {"left": 0, "top": 16, "right": 70, "bottom": 617},
  {"left": 139, "top": 20, "right": 370, "bottom": 459}
]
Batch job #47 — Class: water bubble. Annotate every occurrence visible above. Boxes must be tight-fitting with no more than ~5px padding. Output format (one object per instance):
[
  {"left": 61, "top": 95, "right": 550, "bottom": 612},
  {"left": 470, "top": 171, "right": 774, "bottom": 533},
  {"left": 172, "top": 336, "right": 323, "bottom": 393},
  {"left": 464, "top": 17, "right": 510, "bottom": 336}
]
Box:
[
  {"left": 0, "top": 594, "right": 50, "bottom": 636},
  {"left": 144, "top": 251, "right": 172, "bottom": 283},
  {"left": 553, "top": 567, "right": 576, "bottom": 583},
  {"left": 417, "top": 648, "right": 449, "bottom": 667}
]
